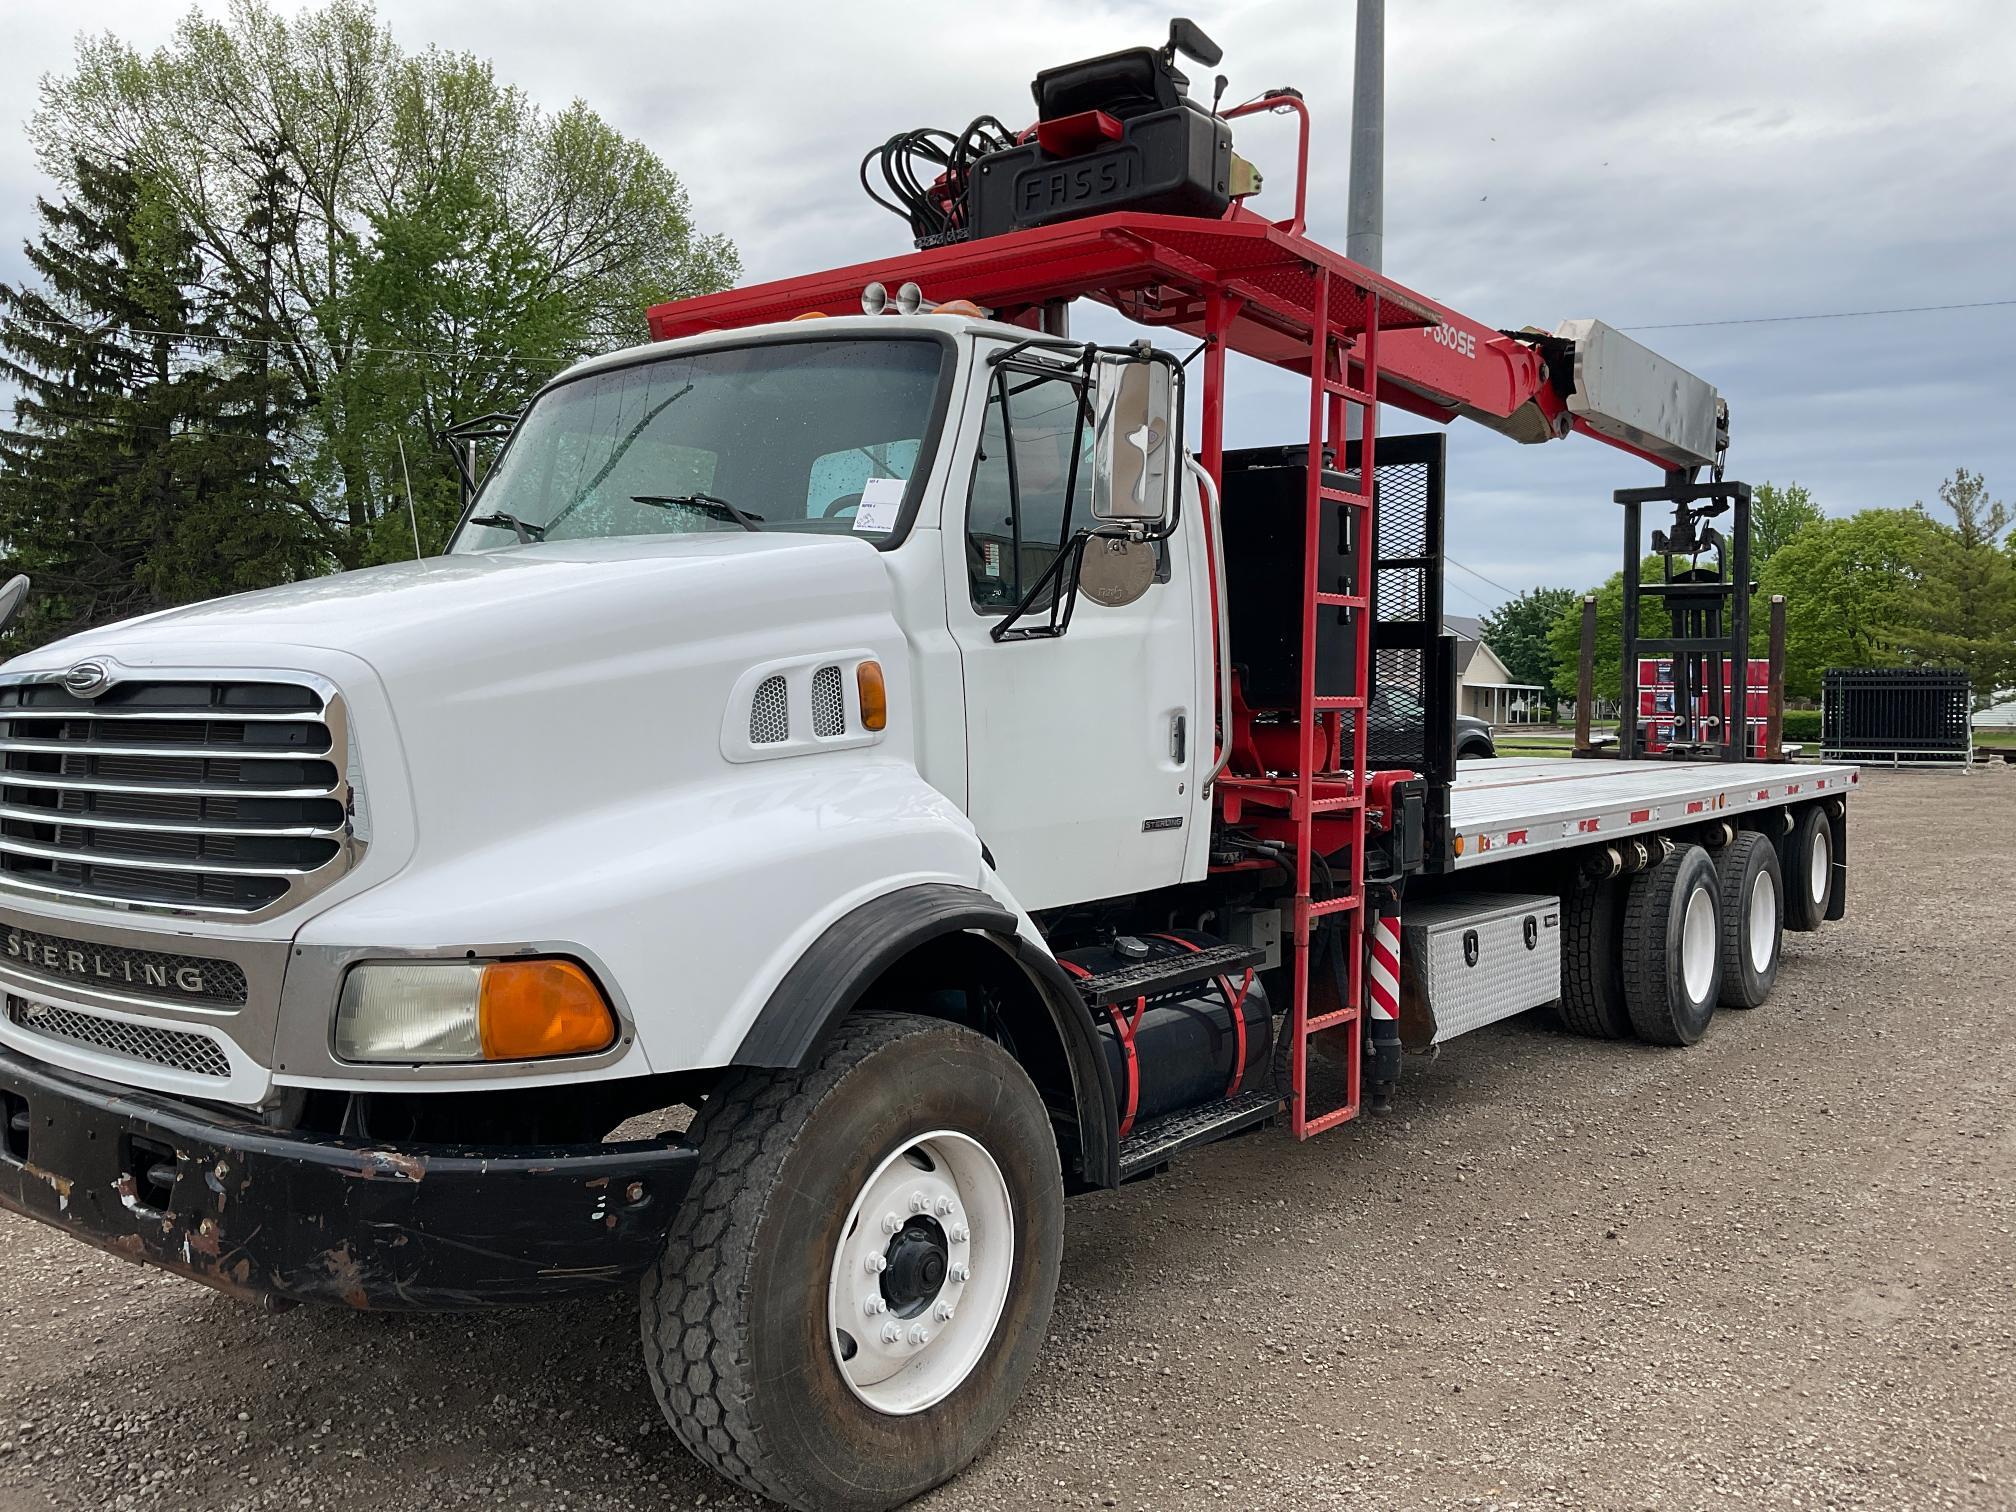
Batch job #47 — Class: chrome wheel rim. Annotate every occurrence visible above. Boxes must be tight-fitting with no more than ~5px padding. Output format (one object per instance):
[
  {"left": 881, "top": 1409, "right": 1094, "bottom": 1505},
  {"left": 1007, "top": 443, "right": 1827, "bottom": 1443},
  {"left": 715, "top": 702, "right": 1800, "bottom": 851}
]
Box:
[
  {"left": 1681, "top": 885, "right": 1717, "bottom": 1004},
  {"left": 827, "top": 1130, "right": 1013, "bottom": 1416},
  {"left": 1748, "top": 869, "right": 1778, "bottom": 975}
]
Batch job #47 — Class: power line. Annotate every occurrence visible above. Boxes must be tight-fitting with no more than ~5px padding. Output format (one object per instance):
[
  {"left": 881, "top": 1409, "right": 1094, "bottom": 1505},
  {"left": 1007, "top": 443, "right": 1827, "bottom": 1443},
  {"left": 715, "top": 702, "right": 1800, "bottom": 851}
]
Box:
[
  {"left": 1446, "top": 555, "right": 1519, "bottom": 600},
  {"left": 1623, "top": 298, "right": 2016, "bottom": 331},
  {"left": 1440, "top": 573, "right": 1494, "bottom": 614}
]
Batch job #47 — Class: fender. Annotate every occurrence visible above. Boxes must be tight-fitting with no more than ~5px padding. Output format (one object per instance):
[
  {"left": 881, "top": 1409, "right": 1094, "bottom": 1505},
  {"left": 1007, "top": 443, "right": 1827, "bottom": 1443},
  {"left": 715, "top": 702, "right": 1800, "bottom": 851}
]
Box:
[{"left": 732, "top": 882, "right": 1118, "bottom": 1185}]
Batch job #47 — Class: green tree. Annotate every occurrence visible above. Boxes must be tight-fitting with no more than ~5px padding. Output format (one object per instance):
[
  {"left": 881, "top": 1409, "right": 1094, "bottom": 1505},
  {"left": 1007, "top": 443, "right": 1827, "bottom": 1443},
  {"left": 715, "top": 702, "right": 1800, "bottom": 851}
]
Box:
[
  {"left": 0, "top": 157, "right": 314, "bottom": 650},
  {"left": 1757, "top": 508, "right": 1945, "bottom": 700},
  {"left": 35, "top": 0, "right": 738, "bottom": 568},
  {"left": 1887, "top": 470, "right": 2016, "bottom": 702},
  {"left": 1545, "top": 558, "right": 1673, "bottom": 704},
  {"left": 1750, "top": 480, "right": 1823, "bottom": 566},
  {"left": 1479, "top": 586, "right": 1578, "bottom": 711}
]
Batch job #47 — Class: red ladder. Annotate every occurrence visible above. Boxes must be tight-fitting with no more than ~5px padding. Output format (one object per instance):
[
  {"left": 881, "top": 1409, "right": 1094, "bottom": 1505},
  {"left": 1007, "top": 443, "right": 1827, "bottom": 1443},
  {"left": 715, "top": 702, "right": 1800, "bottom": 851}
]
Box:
[{"left": 1288, "top": 270, "right": 1381, "bottom": 1139}]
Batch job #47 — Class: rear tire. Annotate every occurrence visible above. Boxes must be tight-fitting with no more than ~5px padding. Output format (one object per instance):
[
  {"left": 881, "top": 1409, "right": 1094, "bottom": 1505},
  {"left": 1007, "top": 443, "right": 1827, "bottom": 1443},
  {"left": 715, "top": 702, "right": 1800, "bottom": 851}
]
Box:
[
  {"left": 641, "top": 1012, "right": 1063, "bottom": 1512},
  {"left": 1621, "top": 844, "right": 1722, "bottom": 1046},
  {"left": 1714, "top": 833, "right": 1782, "bottom": 1008},
  {"left": 1557, "top": 875, "right": 1632, "bottom": 1038},
  {"left": 1782, "top": 806, "right": 1831, "bottom": 932}
]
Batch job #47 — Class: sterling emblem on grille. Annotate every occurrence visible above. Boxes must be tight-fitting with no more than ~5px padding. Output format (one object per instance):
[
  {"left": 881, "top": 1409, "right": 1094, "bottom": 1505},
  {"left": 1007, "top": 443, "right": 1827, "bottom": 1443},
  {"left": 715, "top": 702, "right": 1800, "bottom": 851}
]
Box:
[
  {"left": 61, "top": 660, "right": 111, "bottom": 697},
  {"left": 0, "top": 924, "right": 239, "bottom": 1002}
]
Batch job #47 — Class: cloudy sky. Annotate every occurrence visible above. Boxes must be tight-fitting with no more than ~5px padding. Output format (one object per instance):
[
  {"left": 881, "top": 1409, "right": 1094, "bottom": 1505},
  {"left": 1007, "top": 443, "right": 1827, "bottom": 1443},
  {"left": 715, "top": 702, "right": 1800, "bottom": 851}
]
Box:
[{"left": 4, "top": 0, "right": 2012, "bottom": 613}]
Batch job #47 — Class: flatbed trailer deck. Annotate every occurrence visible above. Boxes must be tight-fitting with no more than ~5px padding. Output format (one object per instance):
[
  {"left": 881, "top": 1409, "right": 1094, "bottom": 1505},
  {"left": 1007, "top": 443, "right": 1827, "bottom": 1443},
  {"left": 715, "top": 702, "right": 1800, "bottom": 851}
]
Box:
[{"left": 1447, "top": 758, "right": 1861, "bottom": 867}]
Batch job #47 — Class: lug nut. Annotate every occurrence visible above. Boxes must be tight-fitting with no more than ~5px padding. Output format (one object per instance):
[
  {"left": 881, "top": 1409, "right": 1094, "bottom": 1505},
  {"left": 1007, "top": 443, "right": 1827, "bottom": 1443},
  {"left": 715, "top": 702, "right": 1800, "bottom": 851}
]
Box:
[
  {"left": 949, "top": 1263, "right": 971, "bottom": 1283},
  {"left": 865, "top": 1254, "right": 888, "bottom": 1274},
  {"left": 880, "top": 1323, "right": 902, "bottom": 1344},
  {"left": 934, "top": 1196, "right": 956, "bottom": 1217},
  {"left": 907, "top": 1325, "right": 931, "bottom": 1347},
  {"left": 863, "top": 1297, "right": 886, "bottom": 1317},
  {"left": 948, "top": 1224, "right": 970, "bottom": 1244},
  {"left": 934, "top": 1301, "right": 955, "bottom": 1321},
  {"left": 909, "top": 1192, "right": 930, "bottom": 1215},
  {"left": 881, "top": 1212, "right": 902, "bottom": 1235}
]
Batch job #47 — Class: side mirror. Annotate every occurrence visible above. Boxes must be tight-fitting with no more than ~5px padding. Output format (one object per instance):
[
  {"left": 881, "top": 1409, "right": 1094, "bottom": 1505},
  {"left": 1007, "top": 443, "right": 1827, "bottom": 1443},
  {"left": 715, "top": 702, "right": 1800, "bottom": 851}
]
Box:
[
  {"left": 0, "top": 576, "right": 29, "bottom": 637},
  {"left": 1166, "top": 17, "right": 1223, "bottom": 68},
  {"left": 1090, "top": 357, "right": 1178, "bottom": 524}
]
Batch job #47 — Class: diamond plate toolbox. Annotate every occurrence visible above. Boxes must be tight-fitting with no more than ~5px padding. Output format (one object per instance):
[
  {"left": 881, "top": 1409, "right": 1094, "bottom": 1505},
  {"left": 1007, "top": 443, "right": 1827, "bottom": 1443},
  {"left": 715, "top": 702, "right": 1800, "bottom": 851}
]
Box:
[{"left": 1402, "top": 892, "right": 1561, "bottom": 1045}]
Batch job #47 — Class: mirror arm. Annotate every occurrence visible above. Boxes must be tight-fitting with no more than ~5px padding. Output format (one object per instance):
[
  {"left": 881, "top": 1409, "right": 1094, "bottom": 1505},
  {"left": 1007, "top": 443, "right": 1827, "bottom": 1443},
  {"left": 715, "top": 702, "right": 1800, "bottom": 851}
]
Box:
[
  {"left": 991, "top": 358, "right": 1101, "bottom": 644},
  {"left": 990, "top": 530, "right": 1095, "bottom": 643}
]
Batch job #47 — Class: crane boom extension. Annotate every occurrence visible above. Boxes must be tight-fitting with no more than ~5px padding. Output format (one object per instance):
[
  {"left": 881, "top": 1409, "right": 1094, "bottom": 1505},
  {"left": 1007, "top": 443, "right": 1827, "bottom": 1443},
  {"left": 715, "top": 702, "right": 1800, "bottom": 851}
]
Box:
[{"left": 648, "top": 210, "right": 1724, "bottom": 473}]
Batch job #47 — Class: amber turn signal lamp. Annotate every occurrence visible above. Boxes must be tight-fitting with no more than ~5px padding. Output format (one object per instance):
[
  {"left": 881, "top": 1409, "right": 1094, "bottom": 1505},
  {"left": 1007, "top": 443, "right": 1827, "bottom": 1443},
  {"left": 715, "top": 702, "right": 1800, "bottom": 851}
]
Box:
[
  {"left": 856, "top": 660, "right": 888, "bottom": 731},
  {"left": 478, "top": 959, "right": 617, "bottom": 1061}
]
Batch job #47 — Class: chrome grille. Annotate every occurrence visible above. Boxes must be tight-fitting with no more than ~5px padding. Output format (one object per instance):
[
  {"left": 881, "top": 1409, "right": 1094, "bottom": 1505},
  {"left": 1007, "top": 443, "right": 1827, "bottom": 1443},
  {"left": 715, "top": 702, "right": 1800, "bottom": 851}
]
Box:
[
  {"left": 811, "top": 665, "right": 846, "bottom": 737},
  {"left": 0, "top": 674, "right": 357, "bottom": 918},
  {"left": 7, "top": 995, "right": 231, "bottom": 1079}
]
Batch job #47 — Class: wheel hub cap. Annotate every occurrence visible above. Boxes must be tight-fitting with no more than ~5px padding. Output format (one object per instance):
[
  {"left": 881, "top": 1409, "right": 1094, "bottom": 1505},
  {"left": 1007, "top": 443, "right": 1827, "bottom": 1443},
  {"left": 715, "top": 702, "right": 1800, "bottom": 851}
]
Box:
[
  {"left": 1749, "top": 870, "right": 1778, "bottom": 975},
  {"left": 881, "top": 1218, "right": 949, "bottom": 1314},
  {"left": 1681, "top": 885, "right": 1717, "bottom": 1003}
]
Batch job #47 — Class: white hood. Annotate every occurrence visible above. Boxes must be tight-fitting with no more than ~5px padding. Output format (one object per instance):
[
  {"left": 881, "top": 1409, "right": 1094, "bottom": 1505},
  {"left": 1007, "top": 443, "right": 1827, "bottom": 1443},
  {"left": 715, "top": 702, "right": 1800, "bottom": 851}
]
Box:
[
  {"left": 10, "top": 533, "right": 886, "bottom": 683},
  {"left": 2, "top": 532, "right": 913, "bottom": 935}
]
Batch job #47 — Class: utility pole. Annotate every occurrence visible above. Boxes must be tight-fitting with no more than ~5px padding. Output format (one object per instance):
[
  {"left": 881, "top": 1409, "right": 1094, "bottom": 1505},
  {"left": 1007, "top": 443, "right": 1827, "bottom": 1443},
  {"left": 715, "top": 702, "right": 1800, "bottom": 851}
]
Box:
[{"left": 1346, "top": 0, "right": 1384, "bottom": 272}]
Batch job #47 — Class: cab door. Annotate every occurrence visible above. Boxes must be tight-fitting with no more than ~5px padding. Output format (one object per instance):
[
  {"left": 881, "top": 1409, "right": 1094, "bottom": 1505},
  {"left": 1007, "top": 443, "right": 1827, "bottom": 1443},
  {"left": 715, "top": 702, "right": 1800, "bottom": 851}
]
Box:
[{"left": 942, "top": 349, "right": 1206, "bottom": 912}]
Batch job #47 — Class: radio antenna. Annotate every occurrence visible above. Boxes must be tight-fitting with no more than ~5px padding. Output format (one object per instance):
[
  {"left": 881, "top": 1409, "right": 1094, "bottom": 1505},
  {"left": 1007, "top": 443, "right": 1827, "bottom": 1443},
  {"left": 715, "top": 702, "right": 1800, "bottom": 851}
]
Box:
[{"left": 396, "top": 434, "right": 424, "bottom": 560}]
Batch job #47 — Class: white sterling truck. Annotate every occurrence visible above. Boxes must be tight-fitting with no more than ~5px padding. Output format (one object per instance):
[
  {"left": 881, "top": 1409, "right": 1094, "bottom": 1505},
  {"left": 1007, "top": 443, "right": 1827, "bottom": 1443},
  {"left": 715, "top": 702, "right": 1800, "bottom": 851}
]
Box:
[{"left": 0, "top": 23, "right": 1851, "bottom": 1512}]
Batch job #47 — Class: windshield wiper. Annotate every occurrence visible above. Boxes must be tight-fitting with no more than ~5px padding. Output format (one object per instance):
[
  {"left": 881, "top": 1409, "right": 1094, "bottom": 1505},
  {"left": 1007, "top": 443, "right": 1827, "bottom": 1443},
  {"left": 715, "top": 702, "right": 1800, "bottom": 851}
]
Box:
[
  {"left": 467, "top": 511, "right": 545, "bottom": 544},
  {"left": 632, "top": 493, "right": 765, "bottom": 532}
]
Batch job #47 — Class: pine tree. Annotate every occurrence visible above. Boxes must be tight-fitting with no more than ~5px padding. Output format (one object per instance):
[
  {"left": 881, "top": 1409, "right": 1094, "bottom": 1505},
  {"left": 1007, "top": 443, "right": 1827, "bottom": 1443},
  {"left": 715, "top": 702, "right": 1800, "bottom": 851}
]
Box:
[
  {"left": 1891, "top": 470, "right": 2016, "bottom": 703},
  {"left": 0, "top": 156, "right": 312, "bottom": 651}
]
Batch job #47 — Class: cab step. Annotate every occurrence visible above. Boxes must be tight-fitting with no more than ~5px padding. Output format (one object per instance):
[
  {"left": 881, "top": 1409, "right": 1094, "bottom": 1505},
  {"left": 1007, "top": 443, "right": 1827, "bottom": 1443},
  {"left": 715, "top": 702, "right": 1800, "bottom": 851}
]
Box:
[
  {"left": 1071, "top": 942, "right": 1265, "bottom": 1008},
  {"left": 1117, "top": 1088, "right": 1282, "bottom": 1179}
]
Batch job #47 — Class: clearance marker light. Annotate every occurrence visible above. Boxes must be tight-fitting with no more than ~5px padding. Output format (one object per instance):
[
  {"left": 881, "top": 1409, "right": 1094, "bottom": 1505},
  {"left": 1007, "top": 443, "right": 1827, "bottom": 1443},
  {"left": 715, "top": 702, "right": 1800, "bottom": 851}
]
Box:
[{"left": 857, "top": 660, "right": 888, "bottom": 731}]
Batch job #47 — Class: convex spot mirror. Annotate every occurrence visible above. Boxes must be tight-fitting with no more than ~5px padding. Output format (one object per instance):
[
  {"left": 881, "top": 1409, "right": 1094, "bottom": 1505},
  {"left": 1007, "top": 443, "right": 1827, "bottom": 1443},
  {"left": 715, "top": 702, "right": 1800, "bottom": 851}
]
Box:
[
  {"left": 1090, "top": 357, "right": 1178, "bottom": 525},
  {"left": 0, "top": 576, "right": 29, "bottom": 637}
]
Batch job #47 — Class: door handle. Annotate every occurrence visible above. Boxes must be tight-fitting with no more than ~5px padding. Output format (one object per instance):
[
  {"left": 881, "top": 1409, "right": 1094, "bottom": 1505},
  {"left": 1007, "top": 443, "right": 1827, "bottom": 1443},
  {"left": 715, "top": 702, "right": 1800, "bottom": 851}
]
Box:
[{"left": 1170, "top": 712, "right": 1187, "bottom": 764}]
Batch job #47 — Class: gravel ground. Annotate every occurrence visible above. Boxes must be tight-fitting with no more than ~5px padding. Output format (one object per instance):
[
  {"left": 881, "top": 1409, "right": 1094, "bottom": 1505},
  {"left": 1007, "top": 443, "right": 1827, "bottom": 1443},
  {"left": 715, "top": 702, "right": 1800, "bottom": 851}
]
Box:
[{"left": 2, "top": 767, "right": 2012, "bottom": 1511}]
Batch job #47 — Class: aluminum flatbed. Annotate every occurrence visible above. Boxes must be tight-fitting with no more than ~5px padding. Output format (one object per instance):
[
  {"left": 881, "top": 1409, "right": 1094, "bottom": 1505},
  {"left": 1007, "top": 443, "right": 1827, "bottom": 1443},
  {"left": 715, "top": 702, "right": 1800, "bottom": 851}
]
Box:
[{"left": 1447, "top": 757, "right": 1860, "bottom": 869}]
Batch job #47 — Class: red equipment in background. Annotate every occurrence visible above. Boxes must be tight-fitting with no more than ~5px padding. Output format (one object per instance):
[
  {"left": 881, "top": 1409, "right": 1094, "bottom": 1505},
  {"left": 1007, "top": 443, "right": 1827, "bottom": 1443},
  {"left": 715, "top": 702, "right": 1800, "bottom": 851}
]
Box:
[{"left": 1638, "top": 658, "right": 1771, "bottom": 756}]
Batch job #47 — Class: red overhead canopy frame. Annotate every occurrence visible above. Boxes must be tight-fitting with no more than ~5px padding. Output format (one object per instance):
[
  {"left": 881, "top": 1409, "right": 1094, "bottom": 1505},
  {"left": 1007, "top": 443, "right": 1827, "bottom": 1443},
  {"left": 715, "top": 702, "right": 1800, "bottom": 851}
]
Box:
[
  {"left": 646, "top": 206, "right": 1668, "bottom": 475},
  {"left": 650, "top": 210, "right": 1433, "bottom": 476}
]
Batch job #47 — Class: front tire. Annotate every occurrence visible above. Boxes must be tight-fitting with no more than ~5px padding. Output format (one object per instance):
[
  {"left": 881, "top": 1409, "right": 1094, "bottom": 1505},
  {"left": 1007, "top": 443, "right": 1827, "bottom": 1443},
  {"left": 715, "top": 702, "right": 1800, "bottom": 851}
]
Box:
[{"left": 641, "top": 1012, "right": 1063, "bottom": 1512}]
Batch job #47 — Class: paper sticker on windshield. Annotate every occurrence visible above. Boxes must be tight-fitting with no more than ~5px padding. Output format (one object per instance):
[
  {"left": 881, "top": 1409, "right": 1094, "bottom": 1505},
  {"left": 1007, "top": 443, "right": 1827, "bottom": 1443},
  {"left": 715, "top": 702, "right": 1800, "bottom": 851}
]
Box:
[{"left": 853, "top": 477, "right": 906, "bottom": 532}]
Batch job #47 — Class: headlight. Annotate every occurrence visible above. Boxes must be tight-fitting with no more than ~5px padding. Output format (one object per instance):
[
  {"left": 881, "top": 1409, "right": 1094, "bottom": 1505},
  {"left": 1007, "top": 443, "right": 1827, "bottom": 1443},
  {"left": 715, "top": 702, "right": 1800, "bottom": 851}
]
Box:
[{"left": 335, "top": 958, "right": 618, "bottom": 1064}]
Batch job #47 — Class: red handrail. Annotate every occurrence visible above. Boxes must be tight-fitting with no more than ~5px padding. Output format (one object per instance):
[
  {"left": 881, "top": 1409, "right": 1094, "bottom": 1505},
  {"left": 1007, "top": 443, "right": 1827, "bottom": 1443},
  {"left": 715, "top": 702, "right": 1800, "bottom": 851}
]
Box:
[{"left": 1222, "top": 93, "right": 1311, "bottom": 237}]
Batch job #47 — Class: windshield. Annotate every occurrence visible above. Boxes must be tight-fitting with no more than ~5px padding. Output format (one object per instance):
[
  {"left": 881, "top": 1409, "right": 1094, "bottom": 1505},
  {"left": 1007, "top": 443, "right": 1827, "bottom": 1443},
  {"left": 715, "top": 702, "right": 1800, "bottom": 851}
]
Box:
[{"left": 450, "top": 337, "right": 947, "bottom": 551}]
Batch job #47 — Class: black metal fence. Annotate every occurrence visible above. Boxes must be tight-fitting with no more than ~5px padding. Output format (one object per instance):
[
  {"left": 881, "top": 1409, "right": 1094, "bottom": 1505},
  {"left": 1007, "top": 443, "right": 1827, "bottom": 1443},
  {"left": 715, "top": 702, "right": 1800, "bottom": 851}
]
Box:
[{"left": 1821, "top": 667, "right": 1971, "bottom": 766}]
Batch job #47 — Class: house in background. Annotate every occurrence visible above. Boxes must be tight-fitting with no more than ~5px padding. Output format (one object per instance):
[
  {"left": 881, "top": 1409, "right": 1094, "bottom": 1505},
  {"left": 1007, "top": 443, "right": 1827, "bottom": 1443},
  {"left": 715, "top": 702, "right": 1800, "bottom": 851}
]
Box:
[
  {"left": 1976, "top": 695, "right": 2016, "bottom": 737},
  {"left": 1445, "top": 614, "right": 1546, "bottom": 725}
]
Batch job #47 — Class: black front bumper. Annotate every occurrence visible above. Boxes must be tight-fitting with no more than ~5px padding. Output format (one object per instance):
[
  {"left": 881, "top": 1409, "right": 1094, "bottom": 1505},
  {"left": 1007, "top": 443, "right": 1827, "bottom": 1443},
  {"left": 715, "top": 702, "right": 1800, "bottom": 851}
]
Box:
[{"left": 0, "top": 1048, "right": 695, "bottom": 1310}]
